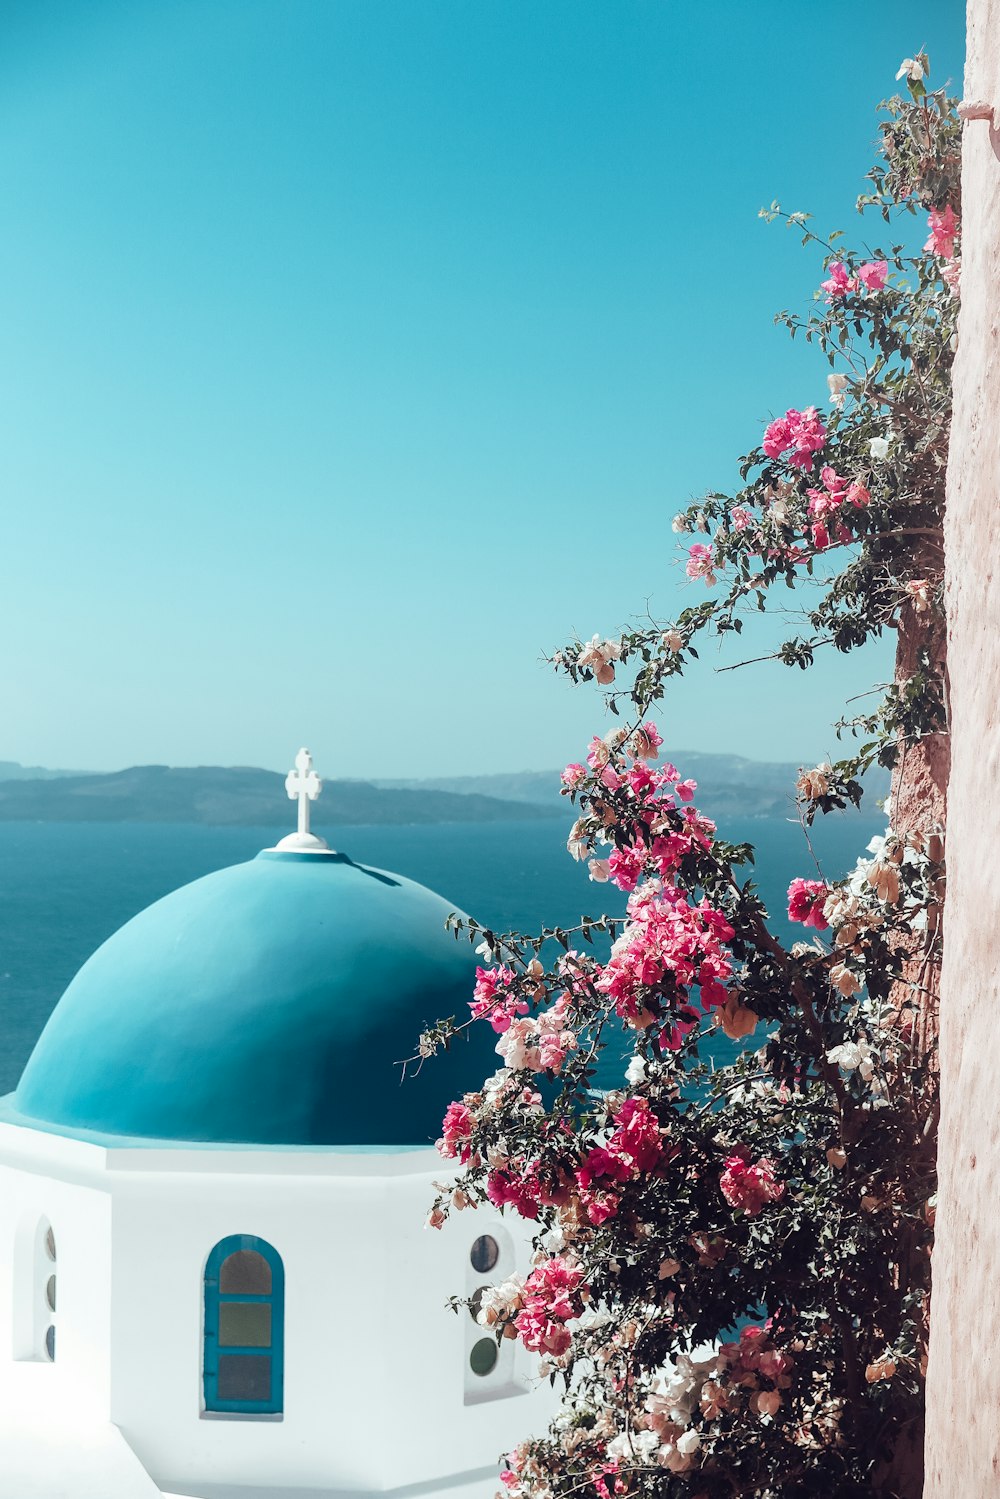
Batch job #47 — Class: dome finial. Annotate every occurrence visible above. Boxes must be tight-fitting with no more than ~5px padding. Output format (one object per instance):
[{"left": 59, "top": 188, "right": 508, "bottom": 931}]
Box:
[{"left": 273, "top": 747, "right": 332, "bottom": 853}]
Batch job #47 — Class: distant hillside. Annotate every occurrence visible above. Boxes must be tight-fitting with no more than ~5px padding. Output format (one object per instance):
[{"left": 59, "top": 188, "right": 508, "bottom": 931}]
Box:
[
  {"left": 0, "top": 760, "right": 81, "bottom": 781},
  {"left": 0, "top": 753, "right": 891, "bottom": 826},
  {"left": 377, "top": 755, "right": 891, "bottom": 820},
  {"left": 0, "top": 765, "right": 560, "bottom": 827}
]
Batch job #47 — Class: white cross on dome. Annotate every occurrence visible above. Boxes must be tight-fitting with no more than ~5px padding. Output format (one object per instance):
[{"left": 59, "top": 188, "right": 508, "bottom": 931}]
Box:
[{"left": 273, "top": 747, "right": 332, "bottom": 853}]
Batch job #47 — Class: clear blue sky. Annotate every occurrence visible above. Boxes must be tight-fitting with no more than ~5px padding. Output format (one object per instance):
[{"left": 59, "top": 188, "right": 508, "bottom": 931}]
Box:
[{"left": 0, "top": 1, "right": 964, "bottom": 778}]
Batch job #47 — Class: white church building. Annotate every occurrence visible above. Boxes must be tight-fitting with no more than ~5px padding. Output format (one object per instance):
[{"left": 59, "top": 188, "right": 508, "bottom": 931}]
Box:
[{"left": 0, "top": 752, "right": 547, "bottom": 1498}]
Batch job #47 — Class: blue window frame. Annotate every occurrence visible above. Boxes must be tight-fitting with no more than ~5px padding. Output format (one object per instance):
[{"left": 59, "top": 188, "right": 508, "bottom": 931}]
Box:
[{"left": 203, "top": 1235, "right": 284, "bottom": 1416}]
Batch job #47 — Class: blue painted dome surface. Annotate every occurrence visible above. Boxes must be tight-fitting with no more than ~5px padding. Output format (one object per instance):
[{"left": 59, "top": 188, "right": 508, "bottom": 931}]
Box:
[{"left": 14, "top": 850, "right": 492, "bottom": 1147}]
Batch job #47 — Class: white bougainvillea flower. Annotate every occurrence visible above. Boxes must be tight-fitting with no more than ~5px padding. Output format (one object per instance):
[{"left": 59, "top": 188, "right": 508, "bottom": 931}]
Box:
[
  {"left": 896, "top": 57, "right": 924, "bottom": 83},
  {"left": 906, "top": 578, "right": 932, "bottom": 613},
  {"left": 577, "top": 634, "right": 622, "bottom": 685},
  {"left": 625, "top": 1054, "right": 647, "bottom": 1085},
  {"left": 827, "top": 372, "right": 848, "bottom": 405},
  {"left": 869, "top": 435, "right": 891, "bottom": 460}
]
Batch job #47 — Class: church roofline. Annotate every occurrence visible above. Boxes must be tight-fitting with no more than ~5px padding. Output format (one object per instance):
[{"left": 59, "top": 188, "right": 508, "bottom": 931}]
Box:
[{"left": 0, "top": 1100, "right": 440, "bottom": 1178}]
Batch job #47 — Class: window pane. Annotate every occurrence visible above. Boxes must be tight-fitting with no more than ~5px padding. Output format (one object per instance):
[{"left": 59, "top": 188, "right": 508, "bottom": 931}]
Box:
[
  {"left": 45, "top": 1275, "right": 56, "bottom": 1313},
  {"left": 220, "top": 1250, "right": 271, "bottom": 1294},
  {"left": 44, "top": 1325, "right": 55, "bottom": 1362},
  {"left": 217, "top": 1354, "right": 271, "bottom": 1403},
  {"left": 470, "top": 1338, "right": 498, "bottom": 1377},
  {"left": 219, "top": 1302, "right": 271, "bottom": 1348},
  {"left": 470, "top": 1235, "right": 499, "bottom": 1273},
  {"left": 44, "top": 1227, "right": 56, "bottom": 1262},
  {"left": 469, "top": 1286, "right": 488, "bottom": 1322}
]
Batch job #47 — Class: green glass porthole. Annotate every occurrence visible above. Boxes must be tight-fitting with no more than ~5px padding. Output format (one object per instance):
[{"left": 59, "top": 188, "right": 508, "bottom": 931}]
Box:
[{"left": 470, "top": 1337, "right": 498, "bottom": 1377}]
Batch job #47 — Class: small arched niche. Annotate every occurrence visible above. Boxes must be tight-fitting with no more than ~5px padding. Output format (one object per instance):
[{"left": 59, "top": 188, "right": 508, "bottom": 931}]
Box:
[
  {"left": 12, "top": 1215, "right": 57, "bottom": 1363},
  {"left": 464, "top": 1223, "right": 524, "bottom": 1405}
]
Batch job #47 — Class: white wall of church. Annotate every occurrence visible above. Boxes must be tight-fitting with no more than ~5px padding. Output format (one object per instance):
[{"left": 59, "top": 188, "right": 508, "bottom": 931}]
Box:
[
  {"left": 106, "top": 1147, "right": 551, "bottom": 1495},
  {"left": 0, "top": 1127, "right": 554, "bottom": 1497}
]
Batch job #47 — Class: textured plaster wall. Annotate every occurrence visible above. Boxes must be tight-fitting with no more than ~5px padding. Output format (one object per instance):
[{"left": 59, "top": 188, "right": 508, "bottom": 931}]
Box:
[{"left": 923, "top": 6, "right": 1000, "bottom": 1491}]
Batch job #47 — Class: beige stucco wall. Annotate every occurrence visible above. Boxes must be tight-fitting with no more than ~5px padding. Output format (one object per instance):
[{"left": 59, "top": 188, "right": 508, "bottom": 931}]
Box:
[{"left": 923, "top": 6, "right": 1000, "bottom": 1491}]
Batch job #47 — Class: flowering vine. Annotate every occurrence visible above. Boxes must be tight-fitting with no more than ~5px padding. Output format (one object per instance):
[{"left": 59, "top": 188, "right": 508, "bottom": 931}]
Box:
[{"left": 417, "top": 58, "right": 955, "bottom": 1499}]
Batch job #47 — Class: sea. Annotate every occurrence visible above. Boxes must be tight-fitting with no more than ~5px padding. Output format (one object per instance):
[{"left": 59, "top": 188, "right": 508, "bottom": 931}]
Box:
[{"left": 0, "top": 814, "right": 884, "bottom": 1097}]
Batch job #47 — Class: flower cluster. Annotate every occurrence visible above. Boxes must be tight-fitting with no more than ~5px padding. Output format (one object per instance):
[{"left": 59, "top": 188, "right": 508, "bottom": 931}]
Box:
[
  {"left": 685, "top": 542, "right": 716, "bottom": 584},
  {"left": 420, "top": 63, "right": 952, "bottom": 1499},
  {"left": 513, "top": 1255, "right": 588, "bottom": 1357},
  {"left": 820, "top": 257, "right": 888, "bottom": 299},
  {"left": 805, "top": 463, "right": 870, "bottom": 550},
  {"left": 495, "top": 993, "right": 578, "bottom": 1074},
  {"left": 762, "top": 405, "right": 827, "bottom": 470},
  {"left": 718, "top": 1325, "right": 795, "bottom": 1416},
  {"left": 597, "top": 886, "right": 734, "bottom": 1043},
  {"left": 787, "top": 876, "right": 830, "bottom": 929},
  {"left": 437, "top": 1100, "right": 474, "bottom": 1162},
  {"left": 719, "top": 1153, "right": 785, "bottom": 1216},
  {"left": 470, "top": 965, "right": 528, "bottom": 1032},
  {"left": 576, "top": 635, "right": 622, "bottom": 685},
  {"left": 576, "top": 1096, "right": 666, "bottom": 1223}
]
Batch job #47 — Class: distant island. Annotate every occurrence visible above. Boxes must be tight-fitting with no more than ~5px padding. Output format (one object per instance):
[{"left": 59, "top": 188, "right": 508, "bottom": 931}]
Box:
[{"left": 0, "top": 756, "right": 890, "bottom": 826}]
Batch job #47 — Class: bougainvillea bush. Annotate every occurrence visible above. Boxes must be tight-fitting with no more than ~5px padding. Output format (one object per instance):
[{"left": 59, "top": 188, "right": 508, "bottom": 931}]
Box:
[{"left": 420, "top": 59, "right": 956, "bottom": 1499}]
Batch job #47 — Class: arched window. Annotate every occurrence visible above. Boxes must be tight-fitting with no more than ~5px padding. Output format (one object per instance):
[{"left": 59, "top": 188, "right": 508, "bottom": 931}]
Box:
[{"left": 203, "top": 1236, "right": 283, "bottom": 1416}]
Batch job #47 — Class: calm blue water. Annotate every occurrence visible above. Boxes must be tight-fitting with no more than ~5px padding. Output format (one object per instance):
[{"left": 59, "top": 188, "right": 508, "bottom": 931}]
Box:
[{"left": 0, "top": 816, "right": 882, "bottom": 1095}]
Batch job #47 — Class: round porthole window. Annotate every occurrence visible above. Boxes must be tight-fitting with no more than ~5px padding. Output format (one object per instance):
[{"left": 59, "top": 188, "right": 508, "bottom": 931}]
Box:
[
  {"left": 44, "top": 1325, "right": 55, "bottom": 1362},
  {"left": 45, "top": 1276, "right": 56, "bottom": 1313},
  {"left": 469, "top": 1286, "right": 489, "bottom": 1322},
  {"left": 469, "top": 1337, "right": 499, "bottom": 1377},
  {"left": 44, "top": 1227, "right": 56, "bottom": 1262},
  {"left": 470, "top": 1234, "right": 499, "bottom": 1273}
]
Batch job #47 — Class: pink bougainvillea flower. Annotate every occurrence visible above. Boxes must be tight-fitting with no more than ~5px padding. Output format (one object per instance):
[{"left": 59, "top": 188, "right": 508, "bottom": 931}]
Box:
[
  {"left": 513, "top": 1255, "right": 587, "bottom": 1355},
  {"left": 437, "top": 1100, "right": 474, "bottom": 1161},
  {"left": 469, "top": 965, "right": 528, "bottom": 1032},
  {"left": 787, "top": 407, "right": 827, "bottom": 469},
  {"left": 720, "top": 1154, "right": 785, "bottom": 1216},
  {"left": 763, "top": 407, "right": 826, "bottom": 469},
  {"left": 596, "top": 886, "right": 734, "bottom": 1029},
  {"left": 762, "top": 414, "right": 792, "bottom": 459},
  {"left": 787, "top": 876, "right": 830, "bottom": 929},
  {"left": 857, "top": 259, "right": 888, "bottom": 292},
  {"left": 685, "top": 543, "right": 716, "bottom": 585},
  {"left": 585, "top": 733, "right": 612, "bottom": 770},
  {"left": 924, "top": 204, "right": 958, "bottom": 258},
  {"left": 807, "top": 465, "right": 847, "bottom": 520},
  {"left": 730, "top": 505, "right": 753, "bottom": 531},
  {"left": 820, "top": 260, "right": 855, "bottom": 299},
  {"left": 560, "top": 762, "right": 586, "bottom": 789},
  {"left": 607, "top": 844, "right": 646, "bottom": 893},
  {"left": 576, "top": 1097, "right": 665, "bottom": 1217}
]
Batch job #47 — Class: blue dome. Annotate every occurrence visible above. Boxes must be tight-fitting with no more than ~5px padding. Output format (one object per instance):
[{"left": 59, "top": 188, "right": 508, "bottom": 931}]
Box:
[{"left": 13, "top": 849, "right": 494, "bottom": 1148}]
